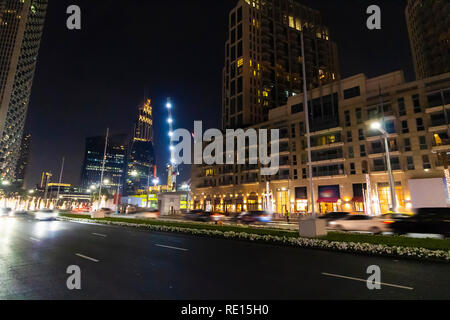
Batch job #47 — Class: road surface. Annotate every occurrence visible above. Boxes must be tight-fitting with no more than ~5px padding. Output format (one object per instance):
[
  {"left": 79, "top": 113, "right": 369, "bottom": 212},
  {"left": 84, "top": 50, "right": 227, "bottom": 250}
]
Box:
[{"left": 0, "top": 216, "right": 448, "bottom": 300}]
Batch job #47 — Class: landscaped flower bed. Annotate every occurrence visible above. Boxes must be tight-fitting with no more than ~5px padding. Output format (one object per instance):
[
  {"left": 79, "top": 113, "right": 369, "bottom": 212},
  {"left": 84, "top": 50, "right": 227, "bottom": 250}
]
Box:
[{"left": 58, "top": 216, "right": 450, "bottom": 263}]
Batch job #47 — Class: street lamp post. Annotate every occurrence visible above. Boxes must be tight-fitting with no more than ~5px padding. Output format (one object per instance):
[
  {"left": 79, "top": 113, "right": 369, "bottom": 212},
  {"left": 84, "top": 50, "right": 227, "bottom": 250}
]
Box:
[
  {"left": 300, "top": 31, "right": 315, "bottom": 217},
  {"left": 98, "top": 128, "right": 109, "bottom": 211},
  {"left": 371, "top": 122, "right": 397, "bottom": 212}
]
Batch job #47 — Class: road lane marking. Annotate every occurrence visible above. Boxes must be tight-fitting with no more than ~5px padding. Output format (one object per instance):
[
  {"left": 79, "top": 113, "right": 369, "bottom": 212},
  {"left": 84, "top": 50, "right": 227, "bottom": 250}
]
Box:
[
  {"left": 92, "top": 233, "right": 107, "bottom": 237},
  {"left": 76, "top": 254, "right": 99, "bottom": 263},
  {"left": 30, "top": 237, "right": 40, "bottom": 242},
  {"left": 155, "top": 244, "right": 189, "bottom": 252},
  {"left": 322, "top": 272, "right": 414, "bottom": 290}
]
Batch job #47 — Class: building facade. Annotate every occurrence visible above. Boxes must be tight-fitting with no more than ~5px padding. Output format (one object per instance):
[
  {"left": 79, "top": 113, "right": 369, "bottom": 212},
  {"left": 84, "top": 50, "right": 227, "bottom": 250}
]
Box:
[
  {"left": 14, "top": 132, "right": 30, "bottom": 187},
  {"left": 81, "top": 134, "right": 127, "bottom": 191},
  {"left": 0, "top": 0, "right": 47, "bottom": 179},
  {"left": 192, "top": 71, "right": 450, "bottom": 215},
  {"left": 405, "top": 0, "right": 450, "bottom": 80},
  {"left": 125, "top": 98, "right": 155, "bottom": 195},
  {"left": 222, "top": 0, "right": 339, "bottom": 129}
]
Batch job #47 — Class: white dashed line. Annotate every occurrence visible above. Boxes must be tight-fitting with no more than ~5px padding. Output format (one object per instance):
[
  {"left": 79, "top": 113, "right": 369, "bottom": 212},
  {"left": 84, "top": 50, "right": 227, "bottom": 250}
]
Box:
[
  {"left": 155, "top": 244, "right": 189, "bottom": 252},
  {"left": 92, "top": 233, "right": 107, "bottom": 237},
  {"left": 322, "top": 272, "right": 414, "bottom": 290},
  {"left": 76, "top": 253, "right": 100, "bottom": 263},
  {"left": 30, "top": 237, "right": 40, "bottom": 242}
]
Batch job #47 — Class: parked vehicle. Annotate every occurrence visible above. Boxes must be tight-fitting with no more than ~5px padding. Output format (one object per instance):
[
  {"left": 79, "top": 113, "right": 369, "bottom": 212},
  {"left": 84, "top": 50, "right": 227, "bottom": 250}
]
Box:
[
  {"left": 328, "top": 215, "right": 391, "bottom": 234},
  {"left": 35, "top": 209, "right": 59, "bottom": 221},
  {"left": 236, "top": 211, "right": 273, "bottom": 224},
  {"left": 391, "top": 208, "right": 450, "bottom": 237}
]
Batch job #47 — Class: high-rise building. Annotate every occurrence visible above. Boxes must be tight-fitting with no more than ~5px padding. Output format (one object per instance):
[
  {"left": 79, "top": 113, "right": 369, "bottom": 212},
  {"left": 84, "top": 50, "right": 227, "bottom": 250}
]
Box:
[
  {"left": 15, "top": 132, "right": 31, "bottom": 187},
  {"left": 222, "top": 0, "right": 340, "bottom": 129},
  {"left": 81, "top": 134, "right": 127, "bottom": 191},
  {"left": 0, "top": 0, "right": 48, "bottom": 179},
  {"left": 125, "top": 99, "right": 155, "bottom": 195},
  {"left": 405, "top": 0, "right": 450, "bottom": 80}
]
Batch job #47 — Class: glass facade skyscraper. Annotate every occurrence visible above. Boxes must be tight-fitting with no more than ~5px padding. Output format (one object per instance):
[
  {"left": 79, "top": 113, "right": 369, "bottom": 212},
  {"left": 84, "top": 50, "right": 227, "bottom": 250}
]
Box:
[{"left": 0, "top": 0, "right": 48, "bottom": 179}]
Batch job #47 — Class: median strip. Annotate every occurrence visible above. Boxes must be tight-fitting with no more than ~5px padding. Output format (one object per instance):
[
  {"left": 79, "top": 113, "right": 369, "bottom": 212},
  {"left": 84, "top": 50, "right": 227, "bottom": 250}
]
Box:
[
  {"left": 58, "top": 214, "right": 450, "bottom": 263},
  {"left": 322, "top": 272, "right": 414, "bottom": 290}
]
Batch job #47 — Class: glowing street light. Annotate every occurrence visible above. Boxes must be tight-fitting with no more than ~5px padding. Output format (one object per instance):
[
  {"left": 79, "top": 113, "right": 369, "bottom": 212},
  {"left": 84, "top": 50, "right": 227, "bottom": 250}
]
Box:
[
  {"left": 152, "top": 178, "right": 160, "bottom": 186},
  {"left": 168, "top": 118, "right": 173, "bottom": 124},
  {"left": 370, "top": 121, "right": 397, "bottom": 211},
  {"left": 130, "top": 170, "right": 138, "bottom": 177},
  {"left": 104, "top": 179, "right": 110, "bottom": 185},
  {"left": 166, "top": 102, "right": 172, "bottom": 109},
  {"left": 2, "top": 180, "right": 10, "bottom": 186}
]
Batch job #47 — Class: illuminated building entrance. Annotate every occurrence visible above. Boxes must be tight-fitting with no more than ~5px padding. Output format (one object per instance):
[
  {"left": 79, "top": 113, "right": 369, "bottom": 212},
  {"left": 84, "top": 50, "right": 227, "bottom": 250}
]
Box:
[{"left": 377, "top": 182, "right": 404, "bottom": 213}]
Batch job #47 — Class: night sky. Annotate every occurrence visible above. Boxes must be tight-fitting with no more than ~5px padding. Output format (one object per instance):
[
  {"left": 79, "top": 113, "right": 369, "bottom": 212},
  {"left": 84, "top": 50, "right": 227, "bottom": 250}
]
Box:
[{"left": 24, "top": 0, "right": 412, "bottom": 189}]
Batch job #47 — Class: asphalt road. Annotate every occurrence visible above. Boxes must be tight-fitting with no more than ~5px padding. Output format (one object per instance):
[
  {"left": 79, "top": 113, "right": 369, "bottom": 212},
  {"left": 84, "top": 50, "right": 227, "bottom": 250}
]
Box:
[{"left": 0, "top": 216, "right": 449, "bottom": 300}]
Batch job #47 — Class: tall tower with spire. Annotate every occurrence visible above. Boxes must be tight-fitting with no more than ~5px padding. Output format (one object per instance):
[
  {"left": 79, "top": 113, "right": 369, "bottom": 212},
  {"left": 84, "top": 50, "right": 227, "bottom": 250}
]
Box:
[{"left": 125, "top": 99, "right": 155, "bottom": 195}]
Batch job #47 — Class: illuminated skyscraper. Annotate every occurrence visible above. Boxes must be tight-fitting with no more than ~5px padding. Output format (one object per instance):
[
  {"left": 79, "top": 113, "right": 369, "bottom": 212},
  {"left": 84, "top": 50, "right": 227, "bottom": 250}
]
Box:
[
  {"left": 222, "top": 0, "right": 340, "bottom": 129},
  {"left": 0, "top": 0, "right": 48, "bottom": 179},
  {"left": 405, "top": 0, "right": 450, "bottom": 80},
  {"left": 80, "top": 134, "right": 128, "bottom": 191},
  {"left": 15, "top": 132, "right": 31, "bottom": 187},
  {"left": 125, "top": 99, "right": 155, "bottom": 195}
]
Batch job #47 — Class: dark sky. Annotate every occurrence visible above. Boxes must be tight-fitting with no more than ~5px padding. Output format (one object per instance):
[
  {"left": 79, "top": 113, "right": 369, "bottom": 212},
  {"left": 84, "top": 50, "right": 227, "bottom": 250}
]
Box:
[{"left": 24, "top": 0, "right": 413, "bottom": 189}]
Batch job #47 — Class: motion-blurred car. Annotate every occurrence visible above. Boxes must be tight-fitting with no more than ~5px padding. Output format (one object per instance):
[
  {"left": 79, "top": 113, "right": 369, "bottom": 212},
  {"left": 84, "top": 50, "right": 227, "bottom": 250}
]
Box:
[
  {"left": 318, "top": 212, "right": 350, "bottom": 220},
  {"left": 97, "top": 208, "right": 113, "bottom": 214},
  {"left": 0, "top": 208, "right": 12, "bottom": 217},
  {"left": 328, "top": 215, "right": 391, "bottom": 234},
  {"left": 184, "top": 210, "right": 204, "bottom": 220},
  {"left": 391, "top": 208, "right": 450, "bottom": 237},
  {"left": 185, "top": 210, "right": 225, "bottom": 222},
  {"left": 72, "top": 207, "right": 90, "bottom": 213},
  {"left": 236, "top": 211, "right": 273, "bottom": 224},
  {"left": 35, "top": 209, "right": 59, "bottom": 221},
  {"left": 318, "top": 212, "right": 350, "bottom": 226},
  {"left": 140, "top": 210, "right": 160, "bottom": 219}
]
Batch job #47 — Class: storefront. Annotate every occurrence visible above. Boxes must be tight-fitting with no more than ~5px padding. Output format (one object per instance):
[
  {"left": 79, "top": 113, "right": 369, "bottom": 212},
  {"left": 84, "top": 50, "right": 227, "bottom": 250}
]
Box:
[
  {"left": 235, "top": 196, "right": 244, "bottom": 213},
  {"left": 213, "top": 198, "right": 222, "bottom": 212},
  {"left": 317, "top": 185, "right": 342, "bottom": 214},
  {"left": 294, "top": 187, "right": 308, "bottom": 213},
  {"left": 224, "top": 199, "right": 233, "bottom": 215},
  {"left": 247, "top": 193, "right": 259, "bottom": 211},
  {"left": 352, "top": 183, "right": 366, "bottom": 213},
  {"left": 276, "top": 189, "right": 289, "bottom": 215},
  {"left": 377, "top": 182, "right": 404, "bottom": 213}
]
